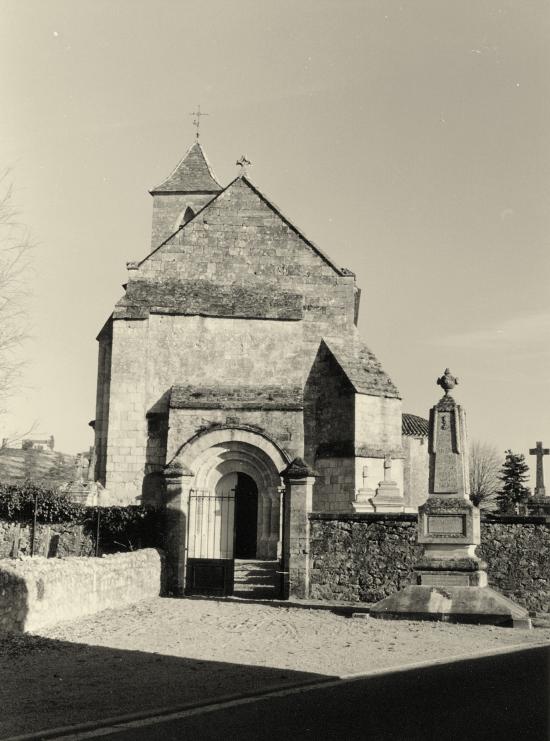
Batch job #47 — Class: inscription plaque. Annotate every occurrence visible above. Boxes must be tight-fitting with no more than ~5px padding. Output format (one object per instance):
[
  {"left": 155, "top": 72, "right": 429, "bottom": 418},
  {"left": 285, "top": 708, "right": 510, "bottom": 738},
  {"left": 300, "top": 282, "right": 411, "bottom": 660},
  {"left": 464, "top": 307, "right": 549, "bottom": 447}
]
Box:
[
  {"left": 427, "top": 515, "right": 465, "bottom": 536},
  {"left": 420, "top": 573, "right": 469, "bottom": 587}
]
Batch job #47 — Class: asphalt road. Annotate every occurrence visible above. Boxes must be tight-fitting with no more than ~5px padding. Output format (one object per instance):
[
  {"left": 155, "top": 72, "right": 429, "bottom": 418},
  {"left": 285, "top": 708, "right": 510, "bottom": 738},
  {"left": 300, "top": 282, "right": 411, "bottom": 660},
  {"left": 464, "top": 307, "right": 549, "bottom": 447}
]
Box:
[{"left": 63, "top": 646, "right": 550, "bottom": 741}]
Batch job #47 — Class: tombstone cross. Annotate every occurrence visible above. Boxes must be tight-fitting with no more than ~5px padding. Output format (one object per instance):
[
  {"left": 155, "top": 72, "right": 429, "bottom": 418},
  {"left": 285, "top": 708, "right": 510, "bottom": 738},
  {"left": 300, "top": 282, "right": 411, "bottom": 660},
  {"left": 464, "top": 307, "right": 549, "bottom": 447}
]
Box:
[{"left": 529, "top": 441, "right": 549, "bottom": 497}]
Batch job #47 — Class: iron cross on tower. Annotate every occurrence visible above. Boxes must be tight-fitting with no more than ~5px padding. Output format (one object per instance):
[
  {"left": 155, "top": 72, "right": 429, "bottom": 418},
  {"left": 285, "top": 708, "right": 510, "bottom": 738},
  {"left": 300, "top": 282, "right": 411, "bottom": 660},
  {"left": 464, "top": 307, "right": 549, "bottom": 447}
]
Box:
[
  {"left": 190, "top": 105, "right": 208, "bottom": 140},
  {"left": 529, "top": 441, "right": 549, "bottom": 497}
]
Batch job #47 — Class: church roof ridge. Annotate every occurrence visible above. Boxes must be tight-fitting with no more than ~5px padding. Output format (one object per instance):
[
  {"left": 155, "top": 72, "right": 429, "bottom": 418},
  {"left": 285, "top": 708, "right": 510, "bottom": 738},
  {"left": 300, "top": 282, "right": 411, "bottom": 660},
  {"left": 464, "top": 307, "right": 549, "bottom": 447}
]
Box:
[{"left": 150, "top": 141, "right": 222, "bottom": 194}]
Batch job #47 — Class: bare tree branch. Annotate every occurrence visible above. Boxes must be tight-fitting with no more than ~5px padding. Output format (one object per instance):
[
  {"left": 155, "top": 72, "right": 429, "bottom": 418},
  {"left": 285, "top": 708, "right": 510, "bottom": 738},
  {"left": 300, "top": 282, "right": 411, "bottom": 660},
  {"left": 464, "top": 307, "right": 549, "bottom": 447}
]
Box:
[
  {"left": 0, "top": 169, "right": 34, "bottom": 415},
  {"left": 469, "top": 440, "right": 501, "bottom": 509}
]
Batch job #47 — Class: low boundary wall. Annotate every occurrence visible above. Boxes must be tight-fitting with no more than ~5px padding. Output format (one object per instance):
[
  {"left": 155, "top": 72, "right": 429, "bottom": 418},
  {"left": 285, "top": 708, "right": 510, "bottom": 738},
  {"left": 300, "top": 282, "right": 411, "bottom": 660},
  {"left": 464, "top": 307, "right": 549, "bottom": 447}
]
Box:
[
  {"left": 0, "top": 548, "right": 164, "bottom": 633},
  {"left": 309, "top": 513, "right": 550, "bottom": 614}
]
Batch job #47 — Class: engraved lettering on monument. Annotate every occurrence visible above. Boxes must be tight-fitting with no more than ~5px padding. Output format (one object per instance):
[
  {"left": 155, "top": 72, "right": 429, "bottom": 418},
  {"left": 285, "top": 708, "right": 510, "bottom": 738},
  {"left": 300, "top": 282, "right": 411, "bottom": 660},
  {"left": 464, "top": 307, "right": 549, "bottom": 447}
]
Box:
[
  {"left": 427, "top": 515, "right": 466, "bottom": 535},
  {"left": 421, "top": 573, "right": 469, "bottom": 587},
  {"left": 433, "top": 403, "right": 460, "bottom": 492}
]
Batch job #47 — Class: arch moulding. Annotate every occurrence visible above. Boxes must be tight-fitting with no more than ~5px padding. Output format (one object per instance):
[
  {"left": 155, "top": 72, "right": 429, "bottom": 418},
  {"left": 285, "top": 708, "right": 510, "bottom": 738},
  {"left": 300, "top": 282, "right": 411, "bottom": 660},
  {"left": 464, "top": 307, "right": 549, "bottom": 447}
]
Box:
[{"left": 170, "top": 425, "right": 290, "bottom": 485}]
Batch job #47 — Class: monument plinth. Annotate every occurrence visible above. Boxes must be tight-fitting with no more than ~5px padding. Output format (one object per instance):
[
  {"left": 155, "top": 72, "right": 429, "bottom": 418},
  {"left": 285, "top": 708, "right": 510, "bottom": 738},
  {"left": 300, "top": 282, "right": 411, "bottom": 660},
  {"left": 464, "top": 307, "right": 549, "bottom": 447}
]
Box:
[{"left": 370, "top": 369, "right": 531, "bottom": 628}]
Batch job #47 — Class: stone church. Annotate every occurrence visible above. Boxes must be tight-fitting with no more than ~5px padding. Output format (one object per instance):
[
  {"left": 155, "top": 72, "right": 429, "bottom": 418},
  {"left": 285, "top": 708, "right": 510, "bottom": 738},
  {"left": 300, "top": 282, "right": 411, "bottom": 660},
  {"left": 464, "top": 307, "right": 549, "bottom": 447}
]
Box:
[{"left": 92, "top": 140, "right": 427, "bottom": 594}]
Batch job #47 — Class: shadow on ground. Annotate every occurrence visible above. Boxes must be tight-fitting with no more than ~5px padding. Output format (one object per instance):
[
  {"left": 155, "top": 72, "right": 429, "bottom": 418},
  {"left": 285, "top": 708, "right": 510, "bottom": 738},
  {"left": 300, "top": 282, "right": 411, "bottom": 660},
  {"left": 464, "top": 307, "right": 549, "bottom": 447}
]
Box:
[
  {"left": 0, "top": 633, "right": 329, "bottom": 739},
  {"left": 94, "top": 645, "right": 550, "bottom": 741}
]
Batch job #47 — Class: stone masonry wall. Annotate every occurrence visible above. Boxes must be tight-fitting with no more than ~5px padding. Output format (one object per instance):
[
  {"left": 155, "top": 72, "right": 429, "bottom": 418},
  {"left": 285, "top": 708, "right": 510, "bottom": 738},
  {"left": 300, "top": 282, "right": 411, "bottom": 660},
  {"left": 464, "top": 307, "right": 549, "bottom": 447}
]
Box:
[
  {"left": 150, "top": 192, "right": 217, "bottom": 249},
  {"left": 313, "top": 458, "right": 361, "bottom": 514},
  {"left": 479, "top": 518, "right": 550, "bottom": 614},
  {"left": 304, "top": 342, "right": 355, "bottom": 464},
  {"left": 310, "top": 514, "right": 550, "bottom": 613},
  {"left": 0, "top": 549, "right": 163, "bottom": 633},
  {"left": 166, "top": 407, "right": 303, "bottom": 468},
  {"left": 139, "top": 178, "right": 357, "bottom": 339},
  {"left": 98, "top": 177, "right": 359, "bottom": 504},
  {"left": 0, "top": 520, "right": 94, "bottom": 559},
  {"left": 401, "top": 436, "right": 429, "bottom": 510},
  {"left": 310, "top": 515, "right": 420, "bottom": 602}
]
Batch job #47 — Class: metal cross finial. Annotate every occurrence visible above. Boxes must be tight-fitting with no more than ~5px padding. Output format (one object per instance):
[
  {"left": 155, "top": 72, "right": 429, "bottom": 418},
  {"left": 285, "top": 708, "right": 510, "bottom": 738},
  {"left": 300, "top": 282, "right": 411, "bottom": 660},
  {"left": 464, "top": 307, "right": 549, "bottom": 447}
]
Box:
[
  {"left": 189, "top": 105, "right": 208, "bottom": 140},
  {"left": 236, "top": 155, "right": 251, "bottom": 175}
]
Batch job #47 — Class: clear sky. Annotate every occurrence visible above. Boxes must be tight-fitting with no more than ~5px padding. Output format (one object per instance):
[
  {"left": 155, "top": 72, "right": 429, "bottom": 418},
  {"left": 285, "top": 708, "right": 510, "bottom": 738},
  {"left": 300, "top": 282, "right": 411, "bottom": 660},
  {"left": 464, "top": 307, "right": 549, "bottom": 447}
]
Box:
[{"left": 1, "top": 1, "right": 549, "bottom": 481}]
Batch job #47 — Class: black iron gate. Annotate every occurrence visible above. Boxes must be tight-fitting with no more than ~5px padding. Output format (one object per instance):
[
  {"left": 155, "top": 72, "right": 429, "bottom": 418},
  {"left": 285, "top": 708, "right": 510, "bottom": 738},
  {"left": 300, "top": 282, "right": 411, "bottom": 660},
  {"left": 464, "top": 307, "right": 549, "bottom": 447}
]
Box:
[{"left": 186, "top": 488, "right": 235, "bottom": 596}]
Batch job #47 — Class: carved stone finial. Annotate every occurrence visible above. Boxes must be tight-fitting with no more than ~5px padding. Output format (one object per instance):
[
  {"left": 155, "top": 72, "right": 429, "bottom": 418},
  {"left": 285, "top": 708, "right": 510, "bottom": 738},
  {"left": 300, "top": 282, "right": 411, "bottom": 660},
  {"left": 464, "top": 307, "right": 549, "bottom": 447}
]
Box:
[
  {"left": 437, "top": 368, "right": 458, "bottom": 395},
  {"left": 236, "top": 155, "right": 251, "bottom": 175}
]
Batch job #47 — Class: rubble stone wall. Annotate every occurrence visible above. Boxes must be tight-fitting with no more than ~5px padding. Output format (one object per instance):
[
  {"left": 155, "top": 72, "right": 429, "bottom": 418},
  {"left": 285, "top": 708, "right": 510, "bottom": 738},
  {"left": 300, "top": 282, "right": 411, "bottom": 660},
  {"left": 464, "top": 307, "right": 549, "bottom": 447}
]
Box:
[
  {"left": 0, "top": 549, "right": 163, "bottom": 633},
  {"left": 309, "top": 514, "right": 550, "bottom": 613}
]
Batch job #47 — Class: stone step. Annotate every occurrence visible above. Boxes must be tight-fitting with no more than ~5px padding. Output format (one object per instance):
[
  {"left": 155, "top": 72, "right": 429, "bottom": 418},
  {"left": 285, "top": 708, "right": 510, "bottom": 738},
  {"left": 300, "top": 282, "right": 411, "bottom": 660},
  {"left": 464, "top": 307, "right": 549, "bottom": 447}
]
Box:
[{"left": 233, "top": 559, "right": 281, "bottom": 599}]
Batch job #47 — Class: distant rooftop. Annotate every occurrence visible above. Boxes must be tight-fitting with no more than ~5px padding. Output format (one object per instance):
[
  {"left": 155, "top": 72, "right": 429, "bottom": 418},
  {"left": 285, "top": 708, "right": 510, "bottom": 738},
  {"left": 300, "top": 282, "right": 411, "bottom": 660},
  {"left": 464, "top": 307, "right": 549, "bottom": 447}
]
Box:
[{"left": 402, "top": 413, "right": 429, "bottom": 437}]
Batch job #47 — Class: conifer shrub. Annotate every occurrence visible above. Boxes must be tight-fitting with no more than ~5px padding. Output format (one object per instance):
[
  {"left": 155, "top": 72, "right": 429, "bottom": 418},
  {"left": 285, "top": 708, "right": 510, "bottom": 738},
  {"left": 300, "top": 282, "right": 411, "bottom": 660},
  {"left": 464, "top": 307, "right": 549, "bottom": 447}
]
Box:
[{"left": 496, "top": 450, "right": 530, "bottom": 513}]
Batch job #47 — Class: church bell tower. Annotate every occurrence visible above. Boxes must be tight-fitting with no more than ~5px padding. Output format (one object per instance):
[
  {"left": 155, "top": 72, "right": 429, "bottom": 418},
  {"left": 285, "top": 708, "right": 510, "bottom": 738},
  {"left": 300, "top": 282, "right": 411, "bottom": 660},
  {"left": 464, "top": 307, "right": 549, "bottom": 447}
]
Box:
[{"left": 149, "top": 141, "right": 222, "bottom": 248}]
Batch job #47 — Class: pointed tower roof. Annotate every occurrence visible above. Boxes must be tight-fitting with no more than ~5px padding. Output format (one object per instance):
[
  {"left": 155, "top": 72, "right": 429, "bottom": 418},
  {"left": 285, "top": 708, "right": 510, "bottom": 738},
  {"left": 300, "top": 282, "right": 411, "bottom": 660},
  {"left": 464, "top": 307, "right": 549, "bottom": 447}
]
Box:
[{"left": 151, "top": 141, "right": 222, "bottom": 194}]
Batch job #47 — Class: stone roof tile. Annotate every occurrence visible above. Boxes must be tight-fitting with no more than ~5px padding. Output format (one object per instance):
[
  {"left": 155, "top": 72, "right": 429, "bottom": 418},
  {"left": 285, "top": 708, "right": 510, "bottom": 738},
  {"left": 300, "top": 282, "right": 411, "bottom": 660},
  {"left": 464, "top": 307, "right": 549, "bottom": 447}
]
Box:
[
  {"left": 325, "top": 339, "right": 401, "bottom": 399},
  {"left": 151, "top": 142, "right": 222, "bottom": 193},
  {"left": 402, "top": 413, "right": 429, "bottom": 437}
]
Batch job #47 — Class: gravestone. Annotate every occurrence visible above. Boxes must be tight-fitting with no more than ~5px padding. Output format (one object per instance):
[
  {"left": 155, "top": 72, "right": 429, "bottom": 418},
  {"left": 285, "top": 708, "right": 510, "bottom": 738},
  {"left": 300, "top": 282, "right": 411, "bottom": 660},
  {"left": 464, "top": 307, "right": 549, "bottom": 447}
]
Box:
[
  {"left": 370, "top": 369, "right": 531, "bottom": 628},
  {"left": 371, "top": 455, "right": 405, "bottom": 513},
  {"left": 352, "top": 464, "right": 376, "bottom": 513}
]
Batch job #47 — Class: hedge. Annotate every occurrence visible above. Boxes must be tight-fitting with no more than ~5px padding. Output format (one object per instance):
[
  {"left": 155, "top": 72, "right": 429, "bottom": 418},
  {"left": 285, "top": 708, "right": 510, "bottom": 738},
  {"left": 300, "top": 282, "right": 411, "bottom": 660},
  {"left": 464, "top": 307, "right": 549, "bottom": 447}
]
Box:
[{"left": 0, "top": 483, "right": 163, "bottom": 553}]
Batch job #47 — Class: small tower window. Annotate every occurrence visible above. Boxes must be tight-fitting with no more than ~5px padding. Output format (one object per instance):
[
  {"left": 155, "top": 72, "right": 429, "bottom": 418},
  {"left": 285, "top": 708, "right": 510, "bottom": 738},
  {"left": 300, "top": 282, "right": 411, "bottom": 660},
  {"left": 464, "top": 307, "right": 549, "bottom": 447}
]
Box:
[{"left": 183, "top": 206, "right": 195, "bottom": 224}]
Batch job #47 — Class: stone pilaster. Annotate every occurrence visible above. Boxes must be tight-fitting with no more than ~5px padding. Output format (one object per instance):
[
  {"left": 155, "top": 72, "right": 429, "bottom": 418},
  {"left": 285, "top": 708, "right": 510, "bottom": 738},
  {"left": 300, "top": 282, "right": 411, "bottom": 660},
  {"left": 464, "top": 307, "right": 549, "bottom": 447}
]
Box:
[
  {"left": 281, "top": 458, "right": 315, "bottom": 599},
  {"left": 163, "top": 460, "right": 194, "bottom": 596},
  {"left": 267, "top": 489, "right": 280, "bottom": 559}
]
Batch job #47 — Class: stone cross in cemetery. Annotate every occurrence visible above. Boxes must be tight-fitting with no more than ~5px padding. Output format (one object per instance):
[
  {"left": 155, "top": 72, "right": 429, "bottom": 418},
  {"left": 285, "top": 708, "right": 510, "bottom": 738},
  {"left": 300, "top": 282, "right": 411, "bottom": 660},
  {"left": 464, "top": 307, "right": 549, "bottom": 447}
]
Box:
[
  {"left": 529, "top": 441, "right": 549, "bottom": 498},
  {"left": 370, "top": 369, "right": 531, "bottom": 628}
]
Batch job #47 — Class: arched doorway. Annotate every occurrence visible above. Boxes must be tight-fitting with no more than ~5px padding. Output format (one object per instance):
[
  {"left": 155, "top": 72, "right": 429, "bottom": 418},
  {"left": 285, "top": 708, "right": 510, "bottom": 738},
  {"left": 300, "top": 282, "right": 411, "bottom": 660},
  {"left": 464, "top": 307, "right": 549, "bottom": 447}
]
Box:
[
  {"left": 234, "top": 473, "right": 258, "bottom": 558},
  {"left": 172, "top": 427, "right": 288, "bottom": 597}
]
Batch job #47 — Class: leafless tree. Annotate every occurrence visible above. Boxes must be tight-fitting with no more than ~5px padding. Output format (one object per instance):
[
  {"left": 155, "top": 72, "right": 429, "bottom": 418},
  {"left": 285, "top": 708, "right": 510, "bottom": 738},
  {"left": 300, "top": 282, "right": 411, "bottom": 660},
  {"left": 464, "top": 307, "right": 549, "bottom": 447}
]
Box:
[
  {"left": 469, "top": 441, "right": 501, "bottom": 509},
  {"left": 0, "top": 170, "right": 33, "bottom": 416}
]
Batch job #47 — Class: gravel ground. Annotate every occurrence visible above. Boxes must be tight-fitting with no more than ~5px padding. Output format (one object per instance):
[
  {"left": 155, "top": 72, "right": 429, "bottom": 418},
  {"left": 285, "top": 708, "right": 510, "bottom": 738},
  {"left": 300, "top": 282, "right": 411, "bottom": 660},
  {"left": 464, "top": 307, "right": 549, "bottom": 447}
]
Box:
[{"left": 1, "top": 597, "right": 550, "bottom": 739}]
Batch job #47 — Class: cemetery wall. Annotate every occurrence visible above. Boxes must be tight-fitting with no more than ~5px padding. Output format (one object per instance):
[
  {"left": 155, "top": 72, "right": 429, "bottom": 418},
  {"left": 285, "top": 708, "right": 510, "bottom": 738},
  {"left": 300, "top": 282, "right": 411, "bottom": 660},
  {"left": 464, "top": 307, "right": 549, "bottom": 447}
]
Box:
[
  {"left": 0, "top": 549, "right": 163, "bottom": 633},
  {"left": 310, "top": 513, "right": 550, "bottom": 613}
]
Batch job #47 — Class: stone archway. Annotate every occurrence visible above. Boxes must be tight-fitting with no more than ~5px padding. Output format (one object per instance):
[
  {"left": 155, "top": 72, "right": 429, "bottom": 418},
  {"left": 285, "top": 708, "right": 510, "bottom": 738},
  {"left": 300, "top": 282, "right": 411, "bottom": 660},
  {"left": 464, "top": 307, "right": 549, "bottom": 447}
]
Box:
[{"left": 172, "top": 427, "right": 288, "bottom": 562}]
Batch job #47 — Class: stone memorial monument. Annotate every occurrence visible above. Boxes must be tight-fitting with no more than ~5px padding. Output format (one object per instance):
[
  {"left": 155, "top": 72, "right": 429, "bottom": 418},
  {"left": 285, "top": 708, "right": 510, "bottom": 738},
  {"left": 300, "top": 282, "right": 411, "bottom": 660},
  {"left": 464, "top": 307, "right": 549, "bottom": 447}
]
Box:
[{"left": 370, "top": 369, "right": 531, "bottom": 627}]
